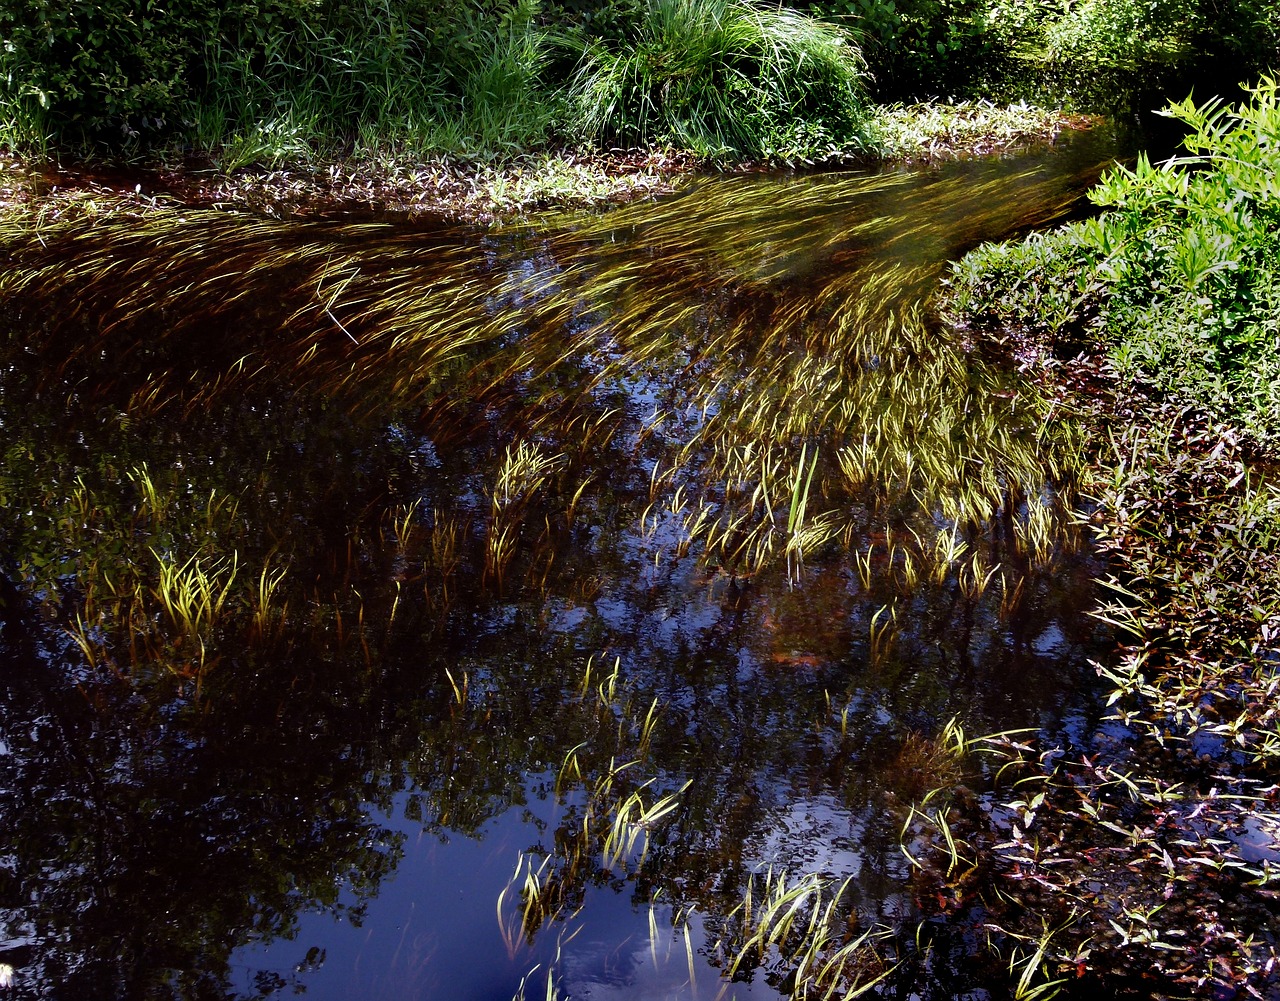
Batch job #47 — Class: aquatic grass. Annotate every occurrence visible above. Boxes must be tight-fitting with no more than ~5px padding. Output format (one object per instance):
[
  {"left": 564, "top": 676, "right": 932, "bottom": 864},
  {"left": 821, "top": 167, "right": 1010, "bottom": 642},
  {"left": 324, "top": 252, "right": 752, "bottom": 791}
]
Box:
[
  {"left": 0, "top": 171, "right": 1091, "bottom": 596},
  {"left": 868, "top": 602, "right": 897, "bottom": 665},
  {"left": 1004, "top": 917, "right": 1074, "bottom": 1001},
  {"left": 2, "top": 144, "right": 1107, "bottom": 720},
  {"left": 600, "top": 778, "right": 691, "bottom": 869},
  {"left": 0, "top": 117, "right": 1155, "bottom": 1000},
  {"left": 493, "top": 442, "right": 567, "bottom": 511},
  {"left": 898, "top": 426, "right": 1280, "bottom": 992},
  {"left": 152, "top": 549, "right": 240, "bottom": 640},
  {"left": 498, "top": 853, "right": 571, "bottom": 953},
  {"left": 711, "top": 868, "right": 897, "bottom": 998},
  {"left": 486, "top": 655, "right": 697, "bottom": 962},
  {"left": 250, "top": 562, "right": 289, "bottom": 641},
  {"left": 932, "top": 89, "right": 1280, "bottom": 992}
]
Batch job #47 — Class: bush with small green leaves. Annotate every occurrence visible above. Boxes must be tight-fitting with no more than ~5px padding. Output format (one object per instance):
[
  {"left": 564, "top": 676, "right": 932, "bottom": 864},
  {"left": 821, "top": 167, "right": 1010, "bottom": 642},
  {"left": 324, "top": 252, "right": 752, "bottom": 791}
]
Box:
[{"left": 944, "top": 78, "right": 1280, "bottom": 444}]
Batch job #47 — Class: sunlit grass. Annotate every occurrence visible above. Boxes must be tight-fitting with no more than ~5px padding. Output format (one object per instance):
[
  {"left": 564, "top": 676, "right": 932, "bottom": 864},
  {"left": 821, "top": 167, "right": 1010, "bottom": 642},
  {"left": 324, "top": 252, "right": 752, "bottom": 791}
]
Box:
[
  {"left": 871, "top": 100, "right": 1099, "bottom": 162},
  {"left": 0, "top": 153, "right": 1096, "bottom": 610}
]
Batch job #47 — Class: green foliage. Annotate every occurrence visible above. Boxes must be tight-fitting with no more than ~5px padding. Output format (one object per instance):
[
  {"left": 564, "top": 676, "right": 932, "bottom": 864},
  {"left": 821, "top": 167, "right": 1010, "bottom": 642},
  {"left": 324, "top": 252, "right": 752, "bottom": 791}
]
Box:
[
  {"left": 809, "top": 0, "right": 999, "bottom": 99},
  {"left": 193, "top": 0, "right": 561, "bottom": 162},
  {"left": 809, "top": 0, "right": 1279, "bottom": 106},
  {"left": 2, "top": 0, "right": 1278, "bottom": 158},
  {"left": 543, "top": 0, "right": 648, "bottom": 44},
  {"left": 0, "top": 0, "right": 203, "bottom": 143},
  {"left": 565, "top": 0, "right": 871, "bottom": 157},
  {"left": 0, "top": 0, "right": 558, "bottom": 158},
  {"left": 945, "top": 78, "right": 1280, "bottom": 443},
  {"left": 984, "top": 0, "right": 1280, "bottom": 110},
  {"left": 1040, "top": 0, "right": 1193, "bottom": 65}
]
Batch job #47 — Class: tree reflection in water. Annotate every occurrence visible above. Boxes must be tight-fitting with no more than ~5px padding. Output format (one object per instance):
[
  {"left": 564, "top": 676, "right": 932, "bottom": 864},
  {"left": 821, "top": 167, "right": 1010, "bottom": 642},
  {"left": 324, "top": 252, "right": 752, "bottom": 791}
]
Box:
[{"left": 0, "top": 129, "right": 1126, "bottom": 999}]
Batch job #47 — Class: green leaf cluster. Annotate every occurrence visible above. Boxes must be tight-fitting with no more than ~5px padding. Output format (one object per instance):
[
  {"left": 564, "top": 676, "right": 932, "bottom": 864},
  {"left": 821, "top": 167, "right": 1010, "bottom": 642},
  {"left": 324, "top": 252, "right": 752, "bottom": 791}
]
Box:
[{"left": 944, "top": 78, "right": 1280, "bottom": 443}]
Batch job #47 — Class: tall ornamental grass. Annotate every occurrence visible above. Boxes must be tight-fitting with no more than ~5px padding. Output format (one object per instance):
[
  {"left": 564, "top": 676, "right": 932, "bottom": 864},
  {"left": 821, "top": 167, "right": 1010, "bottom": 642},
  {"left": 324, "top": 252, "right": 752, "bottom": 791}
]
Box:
[{"left": 565, "top": 0, "right": 872, "bottom": 157}]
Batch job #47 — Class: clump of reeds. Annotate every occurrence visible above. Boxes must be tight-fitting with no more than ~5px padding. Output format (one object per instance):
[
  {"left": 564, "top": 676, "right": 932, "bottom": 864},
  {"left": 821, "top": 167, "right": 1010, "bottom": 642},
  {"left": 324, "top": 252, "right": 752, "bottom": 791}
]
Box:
[
  {"left": 13, "top": 448, "right": 293, "bottom": 687},
  {"left": 493, "top": 656, "right": 691, "bottom": 957},
  {"left": 708, "top": 868, "right": 897, "bottom": 999},
  {"left": 564, "top": 0, "right": 871, "bottom": 158}
]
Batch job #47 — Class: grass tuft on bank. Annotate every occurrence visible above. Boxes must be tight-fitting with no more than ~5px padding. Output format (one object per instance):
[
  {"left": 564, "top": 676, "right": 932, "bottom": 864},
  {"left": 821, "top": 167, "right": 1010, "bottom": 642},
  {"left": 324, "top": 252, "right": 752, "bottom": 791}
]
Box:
[{"left": 564, "top": 0, "right": 870, "bottom": 157}]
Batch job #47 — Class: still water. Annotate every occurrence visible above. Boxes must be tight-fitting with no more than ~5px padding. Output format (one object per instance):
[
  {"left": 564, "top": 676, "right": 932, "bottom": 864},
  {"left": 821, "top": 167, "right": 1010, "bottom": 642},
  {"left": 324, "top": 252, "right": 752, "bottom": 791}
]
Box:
[{"left": 0, "top": 127, "right": 1129, "bottom": 999}]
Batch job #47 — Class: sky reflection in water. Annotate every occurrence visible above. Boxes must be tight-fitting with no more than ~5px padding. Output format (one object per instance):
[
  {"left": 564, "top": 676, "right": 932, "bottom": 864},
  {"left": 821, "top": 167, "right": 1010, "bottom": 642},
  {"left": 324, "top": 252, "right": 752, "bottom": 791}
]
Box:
[{"left": 0, "top": 127, "right": 1133, "bottom": 1000}]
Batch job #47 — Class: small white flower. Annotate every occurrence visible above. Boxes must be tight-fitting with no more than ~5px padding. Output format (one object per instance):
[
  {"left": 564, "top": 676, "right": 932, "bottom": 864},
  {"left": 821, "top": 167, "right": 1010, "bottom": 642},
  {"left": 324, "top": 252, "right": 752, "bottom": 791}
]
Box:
[{"left": 0, "top": 963, "right": 13, "bottom": 989}]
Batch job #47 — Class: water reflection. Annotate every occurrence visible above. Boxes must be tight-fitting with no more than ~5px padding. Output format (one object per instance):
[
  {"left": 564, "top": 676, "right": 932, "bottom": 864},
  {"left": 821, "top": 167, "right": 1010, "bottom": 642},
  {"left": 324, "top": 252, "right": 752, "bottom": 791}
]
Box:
[{"left": 0, "top": 129, "right": 1126, "bottom": 999}]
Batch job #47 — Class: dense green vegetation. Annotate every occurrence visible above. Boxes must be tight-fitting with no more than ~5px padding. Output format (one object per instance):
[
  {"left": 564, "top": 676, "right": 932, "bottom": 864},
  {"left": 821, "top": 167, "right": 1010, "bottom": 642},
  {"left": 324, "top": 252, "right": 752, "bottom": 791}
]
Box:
[
  {"left": 810, "top": 0, "right": 1280, "bottom": 102},
  {"left": 1, "top": 0, "right": 1277, "bottom": 164},
  {"left": 564, "top": 0, "right": 870, "bottom": 156},
  {"left": 0, "top": 0, "right": 871, "bottom": 161},
  {"left": 947, "top": 79, "right": 1280, "bottom": 443},
  {"left": 932, "top": 79, "right": 1280, "bottom": 998}
]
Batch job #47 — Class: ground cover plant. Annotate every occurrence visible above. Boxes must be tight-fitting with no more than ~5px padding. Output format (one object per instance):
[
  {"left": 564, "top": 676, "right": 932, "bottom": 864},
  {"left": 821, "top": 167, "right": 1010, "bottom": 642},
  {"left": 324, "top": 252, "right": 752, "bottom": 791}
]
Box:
[
  {"left": 920, "top": 78, "right": 1280, "bottom": 997},
  {"left": 946, "top": 78, "right": 1280, "bottom": 445}
]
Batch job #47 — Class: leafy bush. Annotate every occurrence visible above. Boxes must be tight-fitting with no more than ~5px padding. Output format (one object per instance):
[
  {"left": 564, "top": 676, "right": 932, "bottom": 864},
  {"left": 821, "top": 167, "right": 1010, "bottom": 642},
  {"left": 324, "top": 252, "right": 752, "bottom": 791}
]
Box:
[
  {"left": 982, "top": 0, "right": 1279, "bottom": 109},
  {"left": 565, "top": 0, "right": 871, "bottom": 157},
  {"left": 944, "top": 78, "right": 1280, "bottom": 443},
  {"left": 811, "top": 0, "right": 1278, "bottom": 108},
  {"left": 0, "top": 0, "right": 211, "bottom": 144}
]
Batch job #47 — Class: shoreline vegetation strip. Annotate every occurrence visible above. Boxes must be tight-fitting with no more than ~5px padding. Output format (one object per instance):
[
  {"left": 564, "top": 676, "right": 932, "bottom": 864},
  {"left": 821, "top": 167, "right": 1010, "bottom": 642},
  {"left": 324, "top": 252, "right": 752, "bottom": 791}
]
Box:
[
  {"left": 0, "top": 102, "right": 1094, "bottom": 225},
  {"left": 913, "top": 79, "right": 1280, "bottom": 998}
]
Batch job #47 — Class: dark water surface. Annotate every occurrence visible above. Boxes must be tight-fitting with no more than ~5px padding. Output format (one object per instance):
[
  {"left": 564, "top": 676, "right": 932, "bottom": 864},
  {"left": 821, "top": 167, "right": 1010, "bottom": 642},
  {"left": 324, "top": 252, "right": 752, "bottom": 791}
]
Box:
[{"left": 0, "top": 128, "right": 1131, "bottom": 999}]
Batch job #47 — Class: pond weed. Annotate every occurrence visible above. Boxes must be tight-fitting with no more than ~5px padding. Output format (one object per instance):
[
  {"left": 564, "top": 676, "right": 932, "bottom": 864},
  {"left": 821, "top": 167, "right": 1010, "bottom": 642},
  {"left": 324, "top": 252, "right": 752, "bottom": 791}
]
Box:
[{"left": 0, "top": 148, "right": 1123, "bottom": 997}]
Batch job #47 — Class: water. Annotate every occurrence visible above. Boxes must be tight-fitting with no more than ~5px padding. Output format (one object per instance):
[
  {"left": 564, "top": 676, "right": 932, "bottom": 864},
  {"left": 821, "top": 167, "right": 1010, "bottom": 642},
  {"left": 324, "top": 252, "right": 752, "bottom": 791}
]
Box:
[{"left": 0, "top": 127, "right": 1130, "bottom": 999}]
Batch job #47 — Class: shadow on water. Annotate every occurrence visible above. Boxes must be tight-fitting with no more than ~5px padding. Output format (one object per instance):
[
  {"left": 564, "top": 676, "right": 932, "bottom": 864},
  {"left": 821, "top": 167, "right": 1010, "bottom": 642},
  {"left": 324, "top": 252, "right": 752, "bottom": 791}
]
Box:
[{"left": 0, "top": 127, "right": 1129, "bottom": 999}]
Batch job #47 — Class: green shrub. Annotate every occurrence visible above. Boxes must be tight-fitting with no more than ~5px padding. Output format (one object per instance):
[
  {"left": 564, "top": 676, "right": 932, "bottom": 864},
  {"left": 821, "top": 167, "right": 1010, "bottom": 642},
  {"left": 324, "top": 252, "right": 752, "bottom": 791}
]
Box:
[
  {"left": 565, "top": 0, "right": 870, "bottom": 157},
  {"left": 982, "top": 0, "right": 1280, "bottom": 109},
  {"left": 809, "top": 0, "right": 1278, "bottom": 108},
  {"left": 944, "top": 78, "right": 1280, "bottom": 443},
  {"left": 809, "top": 0, "right": 999, "bottom": 99},
  {"left": 0, "top": 0, "right": 212, "bottom": 144}
]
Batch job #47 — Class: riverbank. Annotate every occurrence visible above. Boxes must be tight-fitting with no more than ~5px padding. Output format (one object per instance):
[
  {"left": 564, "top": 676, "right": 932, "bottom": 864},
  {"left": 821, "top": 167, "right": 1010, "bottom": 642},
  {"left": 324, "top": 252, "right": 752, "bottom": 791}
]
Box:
[
  {"left": 0, "top": 102, "right": 1096, "bottom": 225},
  {"left": 915, "top": 81, "right": 1280, "bottom": 999}
]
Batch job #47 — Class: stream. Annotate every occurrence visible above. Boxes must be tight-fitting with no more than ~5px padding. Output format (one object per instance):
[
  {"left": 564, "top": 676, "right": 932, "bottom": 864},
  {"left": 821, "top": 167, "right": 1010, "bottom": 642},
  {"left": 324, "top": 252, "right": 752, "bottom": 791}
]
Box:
[{"left": 0, "top": 125, "right": 1134, "bottom": 1000}]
